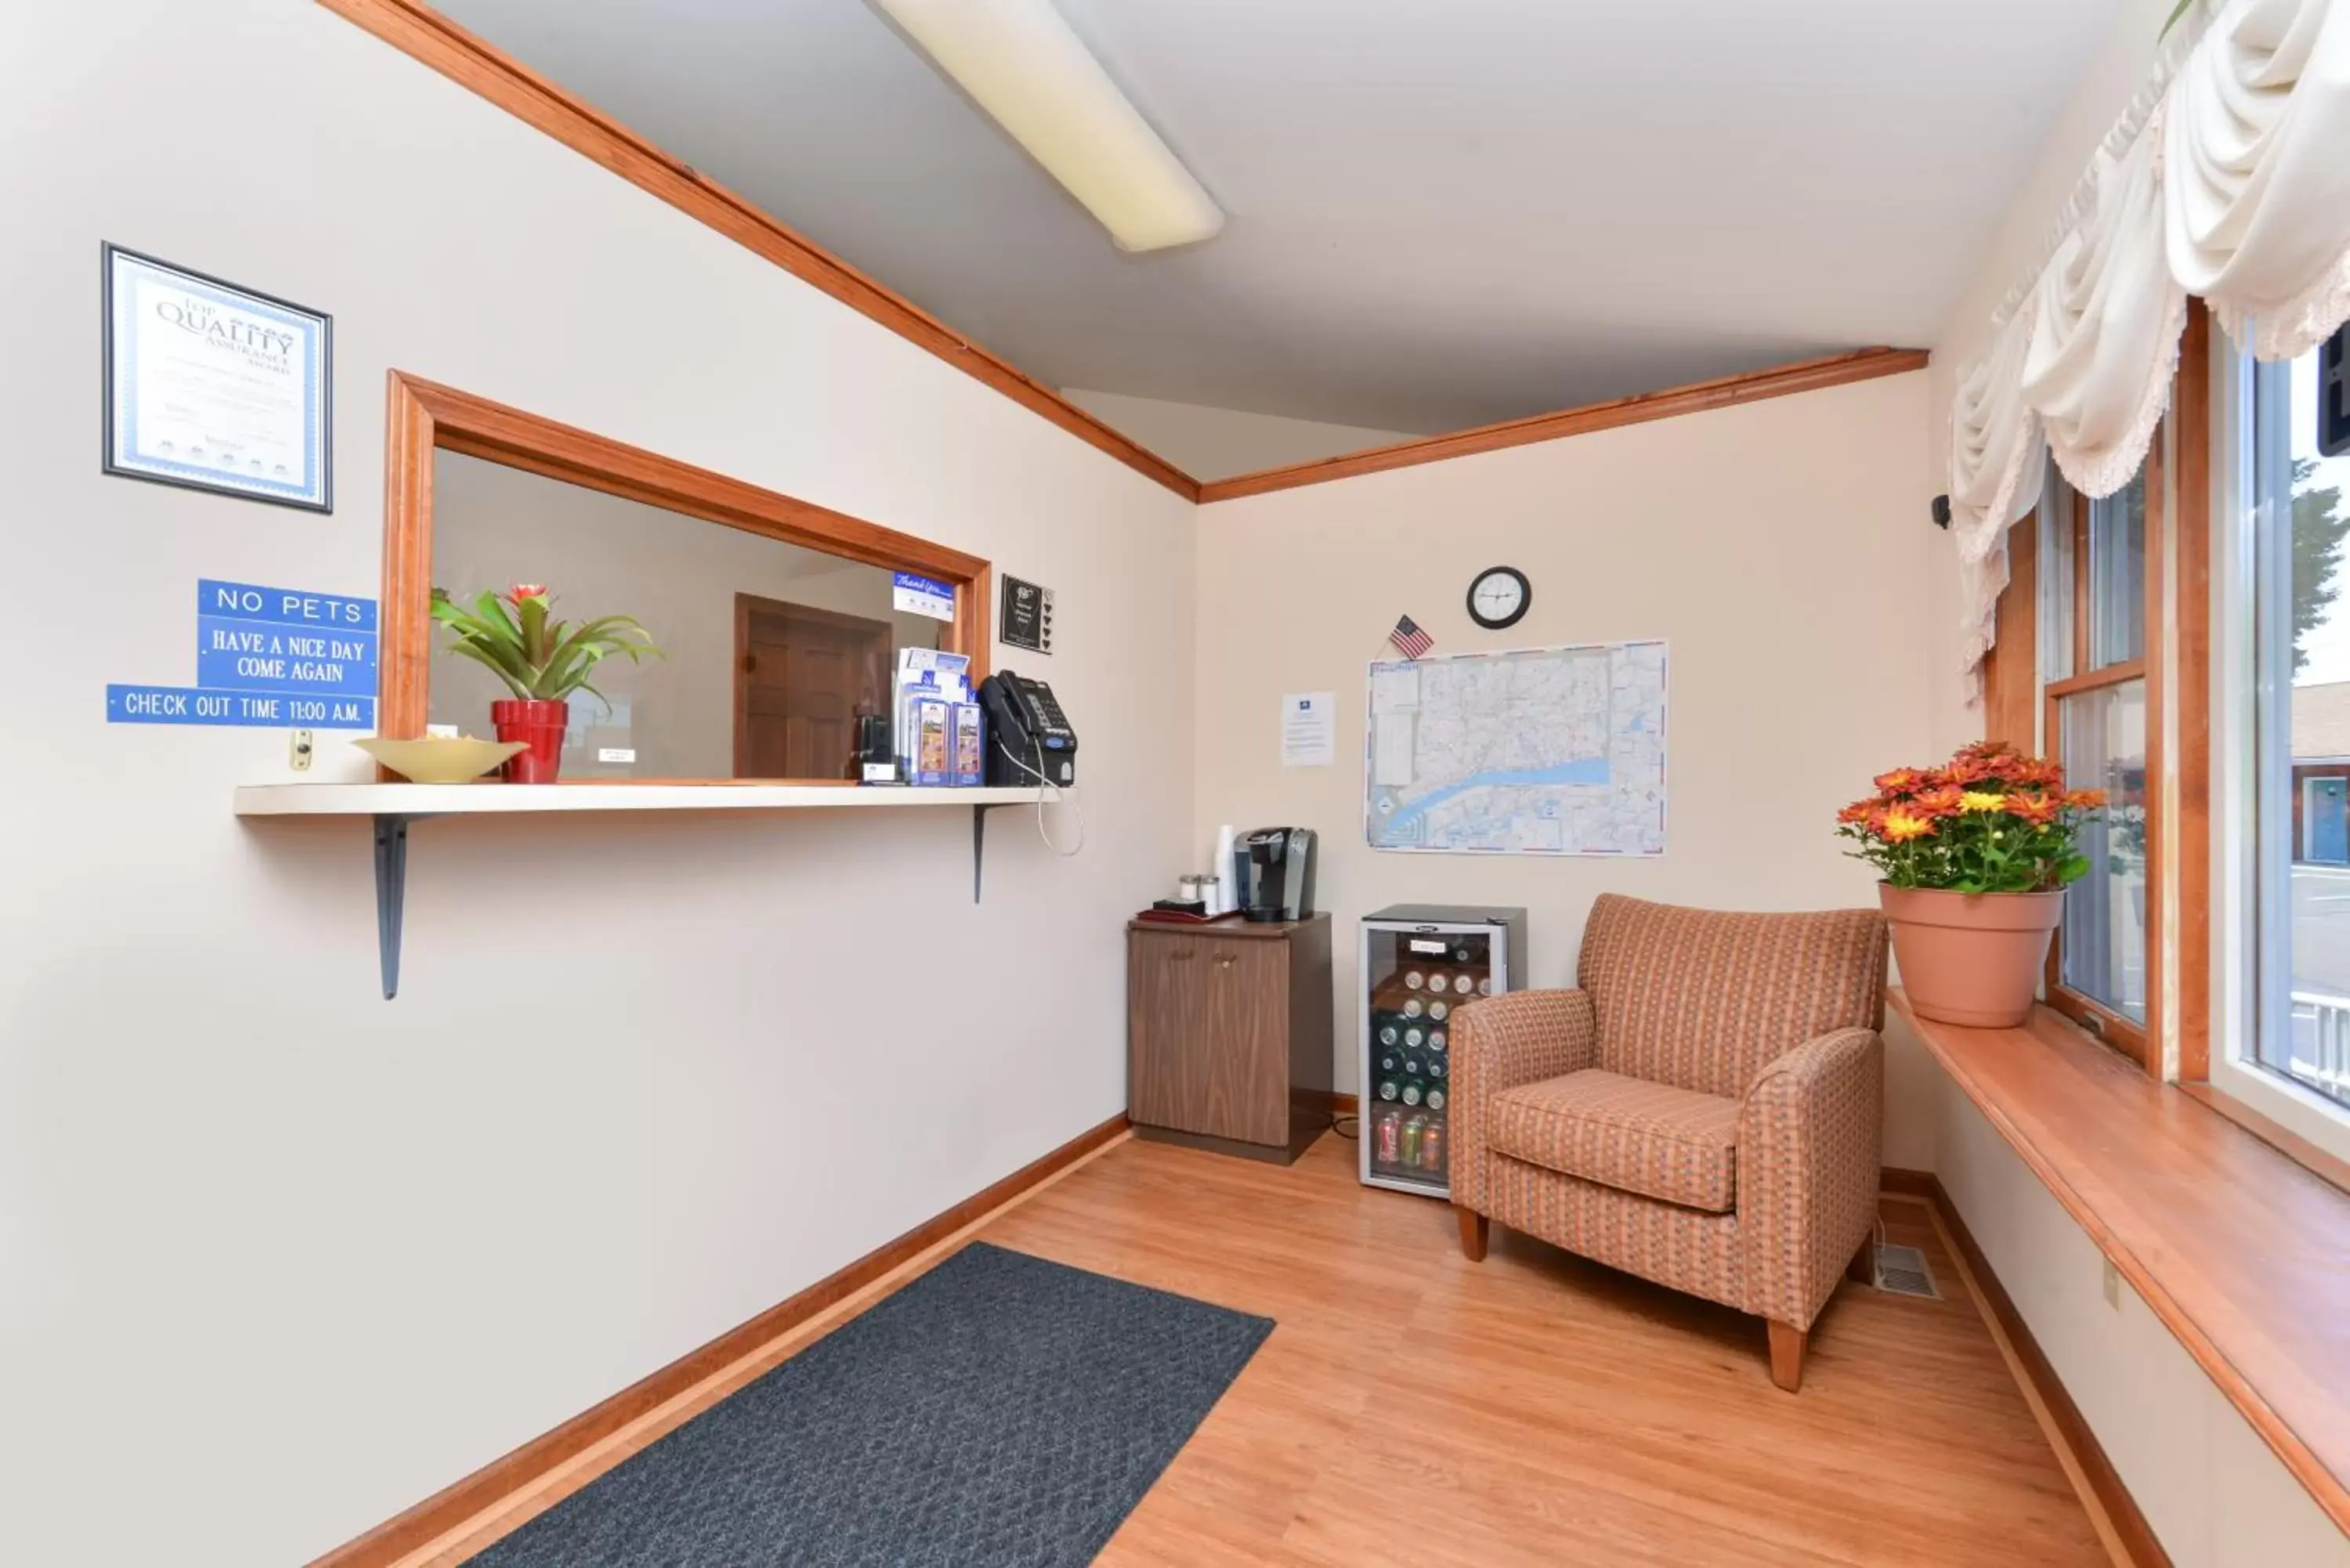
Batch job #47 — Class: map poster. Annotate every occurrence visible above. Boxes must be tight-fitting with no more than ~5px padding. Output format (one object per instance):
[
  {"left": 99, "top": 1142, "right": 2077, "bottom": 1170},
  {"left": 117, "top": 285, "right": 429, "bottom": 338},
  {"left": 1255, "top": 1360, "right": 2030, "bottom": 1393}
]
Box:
[{"left": 1365, "top": 640, "right": 1668, "bottom": 856}]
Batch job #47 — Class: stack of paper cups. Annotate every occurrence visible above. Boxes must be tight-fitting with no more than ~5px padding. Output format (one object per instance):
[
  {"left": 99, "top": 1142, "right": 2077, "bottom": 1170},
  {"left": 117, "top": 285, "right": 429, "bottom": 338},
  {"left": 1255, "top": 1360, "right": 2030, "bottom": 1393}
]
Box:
[{"left": 1212, "top": 826, "right": 1237, "bottom": 914}]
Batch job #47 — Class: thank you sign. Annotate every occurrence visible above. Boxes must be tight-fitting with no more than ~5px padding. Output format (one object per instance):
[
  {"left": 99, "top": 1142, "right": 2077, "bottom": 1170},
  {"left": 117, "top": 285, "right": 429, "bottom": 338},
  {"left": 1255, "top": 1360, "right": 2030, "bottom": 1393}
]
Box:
[{"left": 107, "top": 579, "right": 378, "bottom": 728}]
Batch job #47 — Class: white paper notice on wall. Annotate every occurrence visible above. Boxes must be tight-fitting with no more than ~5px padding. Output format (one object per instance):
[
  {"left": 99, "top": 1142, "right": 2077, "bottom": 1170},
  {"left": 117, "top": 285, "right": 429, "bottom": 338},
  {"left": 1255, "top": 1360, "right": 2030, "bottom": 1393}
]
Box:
[
  {"left": 1282, "top": 691, "right": 1335, "bottom": 768},
  {"left": 892, "top": 571, "right": 956, "bottom": 622}
]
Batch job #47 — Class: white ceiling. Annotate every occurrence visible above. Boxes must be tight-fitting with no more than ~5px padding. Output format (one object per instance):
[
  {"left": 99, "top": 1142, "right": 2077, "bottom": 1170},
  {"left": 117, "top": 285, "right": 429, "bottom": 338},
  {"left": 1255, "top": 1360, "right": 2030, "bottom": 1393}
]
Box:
[{"left": 436, "top": 0, "right": 2125, "bottom": 435}]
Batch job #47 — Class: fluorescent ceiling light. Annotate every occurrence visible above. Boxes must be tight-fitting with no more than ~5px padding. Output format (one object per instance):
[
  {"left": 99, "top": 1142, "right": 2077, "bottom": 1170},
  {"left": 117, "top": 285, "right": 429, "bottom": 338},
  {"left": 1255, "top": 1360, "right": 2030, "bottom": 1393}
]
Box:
[{"left": 873, "top": 0, "right": 1224, "bottom": 254}]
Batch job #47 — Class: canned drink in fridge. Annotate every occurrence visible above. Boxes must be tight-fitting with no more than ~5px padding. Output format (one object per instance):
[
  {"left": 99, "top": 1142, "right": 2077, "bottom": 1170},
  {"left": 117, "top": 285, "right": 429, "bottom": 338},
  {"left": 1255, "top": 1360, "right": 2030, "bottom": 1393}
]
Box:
[
  {"left": 1375, "top": 1107, "right": 1402, "bottom": 1164},
  {"left": 1419, "top": 1121, "right": 1445, "bottom": 1172},
  {"left": 1401, "top": 1114, "right": 1423, "bottom": 1166}
]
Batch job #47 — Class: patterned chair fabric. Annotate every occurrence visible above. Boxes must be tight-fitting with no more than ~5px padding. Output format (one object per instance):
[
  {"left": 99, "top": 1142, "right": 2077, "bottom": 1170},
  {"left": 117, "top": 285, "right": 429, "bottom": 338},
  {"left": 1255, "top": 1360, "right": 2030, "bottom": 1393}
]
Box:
[
  {"left": 1450, "top": 895, "right": 1887, "bottom": 1335},
  {"left": 1488, "top": 1069, "right": 1740, "bottom": 1212},
  {"left": 1578, "top": 893, "right": 1886, "bottom": 1098}
]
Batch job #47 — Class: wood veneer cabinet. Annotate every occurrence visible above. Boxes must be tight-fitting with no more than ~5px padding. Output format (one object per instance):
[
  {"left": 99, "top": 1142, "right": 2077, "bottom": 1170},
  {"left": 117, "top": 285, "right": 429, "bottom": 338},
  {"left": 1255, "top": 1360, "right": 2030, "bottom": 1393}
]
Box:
[{"left": 1126, "top": 913, "right": 1333, "bottom": 1164}]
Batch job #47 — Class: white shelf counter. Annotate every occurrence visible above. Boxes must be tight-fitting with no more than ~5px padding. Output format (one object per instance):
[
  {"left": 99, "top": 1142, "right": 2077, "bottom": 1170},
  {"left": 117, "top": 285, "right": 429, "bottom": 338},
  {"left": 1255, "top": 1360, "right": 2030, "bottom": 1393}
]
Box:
[
  {"left": 234, "top": 782, "right": 1043, "bottom": 816},
  {"left": 234, "top": 781, "right": 1054, "bottom": 997}
]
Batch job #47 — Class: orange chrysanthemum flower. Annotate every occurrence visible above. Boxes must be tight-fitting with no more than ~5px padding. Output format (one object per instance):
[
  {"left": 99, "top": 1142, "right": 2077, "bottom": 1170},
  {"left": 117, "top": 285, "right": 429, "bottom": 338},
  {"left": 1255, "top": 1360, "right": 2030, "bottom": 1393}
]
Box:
[
  {"left": 2064, "top": 788, "right": 2109, "bottom": 811},
  {"left": 1873, "top": 768, "right": 1925, "bottom": 797},
  {"left": 2008, "top": 789, "right": 2062, "bottom": 826},
  {"left": 1911, "top": 785, "right": 1965, "bottom": 818}
]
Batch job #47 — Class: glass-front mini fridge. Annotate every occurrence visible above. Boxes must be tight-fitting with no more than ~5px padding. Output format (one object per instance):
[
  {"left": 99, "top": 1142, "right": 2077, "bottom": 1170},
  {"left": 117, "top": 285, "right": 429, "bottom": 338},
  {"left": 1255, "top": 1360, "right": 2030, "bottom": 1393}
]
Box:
[{"left": 1358, "top": 904, "right": 1528, "bottom": 1198}]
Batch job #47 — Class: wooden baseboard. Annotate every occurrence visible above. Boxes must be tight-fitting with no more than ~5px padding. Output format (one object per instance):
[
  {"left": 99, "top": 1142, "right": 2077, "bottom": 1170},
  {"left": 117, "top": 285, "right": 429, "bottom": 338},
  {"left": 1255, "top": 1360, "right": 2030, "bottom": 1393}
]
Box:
[
  {"left": 1894, "top": 1174, "right": 2171, "bottom": 1568},
  {"left": 307, "top": 1111, "right": 1131, "bottom": 1568},
  {"left": 1879, "top": 1165, "right": 1937, "bottom": 1198}
]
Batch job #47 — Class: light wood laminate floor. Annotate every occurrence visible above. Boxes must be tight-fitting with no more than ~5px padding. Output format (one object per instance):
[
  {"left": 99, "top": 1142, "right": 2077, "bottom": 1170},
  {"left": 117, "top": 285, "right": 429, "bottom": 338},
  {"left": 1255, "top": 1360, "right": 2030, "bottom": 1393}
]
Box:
[{"left": 423, "top": 1132, "right": 2113, "bottom": 1567}]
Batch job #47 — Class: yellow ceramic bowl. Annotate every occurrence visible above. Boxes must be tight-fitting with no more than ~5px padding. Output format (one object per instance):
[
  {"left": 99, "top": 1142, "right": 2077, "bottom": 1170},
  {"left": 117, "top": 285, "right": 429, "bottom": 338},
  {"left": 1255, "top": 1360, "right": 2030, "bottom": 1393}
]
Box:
[{"left": 355, "top": 735, "right": 528, "bottom": 784}]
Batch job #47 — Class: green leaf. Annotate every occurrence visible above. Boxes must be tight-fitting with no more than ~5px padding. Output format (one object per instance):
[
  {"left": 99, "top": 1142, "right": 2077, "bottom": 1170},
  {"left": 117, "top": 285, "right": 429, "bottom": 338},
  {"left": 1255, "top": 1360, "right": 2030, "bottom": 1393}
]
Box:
[
  {"left": 444, "top": 638, "right": 534, "bottom": 699},
  {"left": 2057, "top": 854, "right": 2092, "bottom": 885},
  {"left": 2160, "top": 0, "right": 2196, "bottom": 38}
]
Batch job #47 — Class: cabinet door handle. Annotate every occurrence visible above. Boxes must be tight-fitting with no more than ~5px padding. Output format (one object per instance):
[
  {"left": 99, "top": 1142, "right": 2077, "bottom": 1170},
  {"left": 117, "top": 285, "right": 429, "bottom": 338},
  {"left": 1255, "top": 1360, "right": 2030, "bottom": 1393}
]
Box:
[{"left": 1213, "top": 953, "right": 1235, "bottom": 967}]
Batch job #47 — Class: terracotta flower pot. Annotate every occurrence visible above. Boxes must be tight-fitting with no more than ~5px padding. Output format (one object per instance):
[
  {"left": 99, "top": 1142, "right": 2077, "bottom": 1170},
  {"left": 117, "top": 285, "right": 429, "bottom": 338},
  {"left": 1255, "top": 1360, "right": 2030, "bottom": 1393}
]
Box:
[
  {"left": 490, "top": 698, "right": 569, "bottom": 783},
  {"left": 1878, "top": 883, "right": 2064, "bottom": 1028}
]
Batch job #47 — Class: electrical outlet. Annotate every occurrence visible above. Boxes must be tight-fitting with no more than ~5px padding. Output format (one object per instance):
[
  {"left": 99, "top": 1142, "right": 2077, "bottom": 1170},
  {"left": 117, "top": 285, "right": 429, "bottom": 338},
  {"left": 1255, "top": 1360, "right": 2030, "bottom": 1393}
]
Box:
[
  {"left": 2102, "top": 1257, "right": 2123, "bottom": 1311},
  {"left": 289, "top": 729, "right": 316, "bottom": 771}
]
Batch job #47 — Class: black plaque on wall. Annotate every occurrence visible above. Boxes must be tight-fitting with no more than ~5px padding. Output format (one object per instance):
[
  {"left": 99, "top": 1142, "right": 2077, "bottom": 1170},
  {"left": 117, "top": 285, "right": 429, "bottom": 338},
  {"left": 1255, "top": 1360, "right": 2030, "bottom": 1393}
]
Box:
[{"left": 1000, "top": 575, "right": 1054, "bottom": 655}]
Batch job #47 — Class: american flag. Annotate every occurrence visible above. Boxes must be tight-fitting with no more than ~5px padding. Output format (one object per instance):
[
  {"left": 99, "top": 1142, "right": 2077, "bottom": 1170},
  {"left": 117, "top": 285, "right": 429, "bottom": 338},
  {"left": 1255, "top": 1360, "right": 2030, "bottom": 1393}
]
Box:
[{"left": 1389, "top": 615, "right": 1434, "bottom": 659}]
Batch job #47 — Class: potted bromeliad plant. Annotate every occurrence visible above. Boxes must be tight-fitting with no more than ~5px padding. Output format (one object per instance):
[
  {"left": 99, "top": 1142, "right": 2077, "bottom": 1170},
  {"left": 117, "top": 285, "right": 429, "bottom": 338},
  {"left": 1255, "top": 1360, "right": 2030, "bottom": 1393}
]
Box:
[
  {"left": 1835, "top": 740, "right": 2106, "bottom": 1028},
  {"left": 431, "top": 584, "right": 661, "bottom": 783}
]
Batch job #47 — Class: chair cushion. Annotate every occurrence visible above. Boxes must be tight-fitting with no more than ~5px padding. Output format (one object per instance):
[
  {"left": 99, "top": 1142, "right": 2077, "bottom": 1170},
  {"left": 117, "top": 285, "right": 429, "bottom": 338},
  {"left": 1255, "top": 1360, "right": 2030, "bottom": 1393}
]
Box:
[{"left": 1487, "top": 1068, "right": 1740, "bottom": 1212}]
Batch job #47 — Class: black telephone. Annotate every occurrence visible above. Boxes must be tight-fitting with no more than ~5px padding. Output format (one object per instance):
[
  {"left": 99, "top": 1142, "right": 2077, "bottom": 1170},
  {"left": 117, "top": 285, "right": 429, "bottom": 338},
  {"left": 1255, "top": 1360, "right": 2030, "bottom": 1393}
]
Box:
[{"left": 979, "top": 670, "right": 1077, "bottom": 787}]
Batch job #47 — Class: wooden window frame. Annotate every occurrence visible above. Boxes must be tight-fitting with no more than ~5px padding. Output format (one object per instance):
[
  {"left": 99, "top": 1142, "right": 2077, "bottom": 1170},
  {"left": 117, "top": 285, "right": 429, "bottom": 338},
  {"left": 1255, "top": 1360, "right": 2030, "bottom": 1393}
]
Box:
[
  {"left": 2041, "top": 461, "right": 2163, "bottom": 1068},
  {"left": 379, "top": 370, "right": 992, "bottom": 783},
  {"left": 1983, "top": 303, "right": 2217, "bottom": 1082}
]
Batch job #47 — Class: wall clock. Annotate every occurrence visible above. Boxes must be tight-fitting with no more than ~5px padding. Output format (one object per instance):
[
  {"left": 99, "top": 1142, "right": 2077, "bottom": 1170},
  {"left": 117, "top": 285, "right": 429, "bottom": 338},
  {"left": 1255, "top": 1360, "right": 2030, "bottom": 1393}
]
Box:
[{"left": 1467, "top": 565, "right": 1531, "bottom": 630}]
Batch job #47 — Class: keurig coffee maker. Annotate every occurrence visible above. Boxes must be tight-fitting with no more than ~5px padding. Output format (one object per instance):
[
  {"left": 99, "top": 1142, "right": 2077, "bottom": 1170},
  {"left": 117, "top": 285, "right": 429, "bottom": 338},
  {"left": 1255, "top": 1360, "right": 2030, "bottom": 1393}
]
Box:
[{"left": 1235, "top": 827, "right": 1318, "bottom": 923}]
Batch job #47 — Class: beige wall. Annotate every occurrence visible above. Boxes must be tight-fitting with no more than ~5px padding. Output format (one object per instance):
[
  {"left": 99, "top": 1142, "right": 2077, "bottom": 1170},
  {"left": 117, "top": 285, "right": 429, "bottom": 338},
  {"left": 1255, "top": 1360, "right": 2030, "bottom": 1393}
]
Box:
[
  {"left": 1192, "top": 371, "right": 1940, "bottom": 1165},
  {"left": 429, "top": 451, "right": 943, "bottom": 779},
  {"left": 1061, "top": 386, "right": 1419, "bottom": 482},
  {"left": 0, "top": 5, "right": 1192, "bottom": 1565}
]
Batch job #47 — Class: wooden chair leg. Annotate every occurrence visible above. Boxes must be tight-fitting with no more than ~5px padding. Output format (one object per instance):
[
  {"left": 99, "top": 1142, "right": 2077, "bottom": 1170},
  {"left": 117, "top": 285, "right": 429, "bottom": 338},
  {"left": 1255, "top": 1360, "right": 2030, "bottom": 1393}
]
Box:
[
  {"left": 1455, "top": 1205, "right": 1489, "bottom": 1262},
  {"left": 1849, "top": 1238, "right": 1875, "bottom": 1285},
  {"left": 1767, "top": 1321, "right": 1807, "bottom": 1393}
]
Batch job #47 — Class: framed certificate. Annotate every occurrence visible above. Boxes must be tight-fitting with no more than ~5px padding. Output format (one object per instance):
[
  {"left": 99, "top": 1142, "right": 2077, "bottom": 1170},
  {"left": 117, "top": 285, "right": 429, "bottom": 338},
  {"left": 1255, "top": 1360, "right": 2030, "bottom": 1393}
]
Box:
[{"left": 102, "top": 244, "right": 332, "bottom": 512}]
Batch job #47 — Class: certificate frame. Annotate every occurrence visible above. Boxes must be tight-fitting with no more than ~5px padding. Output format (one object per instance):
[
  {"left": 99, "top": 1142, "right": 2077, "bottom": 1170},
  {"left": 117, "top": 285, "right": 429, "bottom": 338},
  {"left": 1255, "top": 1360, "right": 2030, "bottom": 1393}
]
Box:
[{"left": 101, "top": 243, "right": 333, "bottom": 513}]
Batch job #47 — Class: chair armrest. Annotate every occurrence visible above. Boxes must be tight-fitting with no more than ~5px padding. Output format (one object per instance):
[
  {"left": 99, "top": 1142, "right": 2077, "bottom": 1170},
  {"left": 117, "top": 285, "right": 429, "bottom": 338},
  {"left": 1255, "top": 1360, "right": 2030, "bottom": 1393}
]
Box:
[
  {"left": 1447, "top": 988, "right": 1599, "bottom": 1215},
  {"left": 1736, "top": 1027, "right": 1882, "bottom": 1331}
]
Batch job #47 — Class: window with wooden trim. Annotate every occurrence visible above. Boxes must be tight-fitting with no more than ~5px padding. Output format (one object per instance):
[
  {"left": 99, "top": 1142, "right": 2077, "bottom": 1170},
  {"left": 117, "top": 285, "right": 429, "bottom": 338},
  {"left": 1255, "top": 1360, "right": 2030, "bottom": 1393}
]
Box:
[
  {"left": 2037, "top": 453, "right": 2160, "bottom": 1063},
  {"left": 2217, "top": 326, "right": 2350, "bottom": 1151}
]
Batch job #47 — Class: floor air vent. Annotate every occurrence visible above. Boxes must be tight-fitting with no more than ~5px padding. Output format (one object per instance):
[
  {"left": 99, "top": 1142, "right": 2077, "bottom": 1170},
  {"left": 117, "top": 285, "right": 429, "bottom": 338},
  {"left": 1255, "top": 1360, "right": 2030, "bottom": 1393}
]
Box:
[{"left": 1871, "top": 1243, "right": 1942, "bottom": 1300}]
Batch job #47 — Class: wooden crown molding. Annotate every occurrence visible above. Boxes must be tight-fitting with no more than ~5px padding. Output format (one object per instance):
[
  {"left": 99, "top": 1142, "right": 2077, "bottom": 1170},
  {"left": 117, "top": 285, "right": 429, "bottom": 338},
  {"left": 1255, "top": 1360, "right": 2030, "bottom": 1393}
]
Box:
[
  {"left": 1194, "top": 347, "right": 1931, "bottom": 504},
  {"left": 320, "top": 4, "right": 1925, "bottom": 512},
  {"left": 316, "top": 0, "right": 1198, "bottom": 501}
]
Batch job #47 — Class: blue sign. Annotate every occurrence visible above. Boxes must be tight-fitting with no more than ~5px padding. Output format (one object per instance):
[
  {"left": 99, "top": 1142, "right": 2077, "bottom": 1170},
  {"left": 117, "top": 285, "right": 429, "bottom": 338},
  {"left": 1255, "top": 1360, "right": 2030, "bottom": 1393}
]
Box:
[
  {"left": 107, "top": 685, "right": 374, "bottom": 728},
  {"left": 107, "top": 579, "right": 381, "bottom": 728},
  {"left": 197, "top": 578, "right": 377, "bottom": 631},
  {"left": 196, "top": 617, "right": 378, "bottom": 696},
  {"left": 193, "top": 579, "right": 379, "bottom": 699}
]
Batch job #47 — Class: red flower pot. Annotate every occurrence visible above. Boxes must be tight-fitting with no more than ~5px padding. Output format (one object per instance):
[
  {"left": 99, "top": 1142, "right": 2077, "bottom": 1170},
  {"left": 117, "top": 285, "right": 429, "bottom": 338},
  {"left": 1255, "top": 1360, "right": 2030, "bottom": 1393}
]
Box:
[{"left": 491, "top": 698, "right": 569, "bottom": 783}]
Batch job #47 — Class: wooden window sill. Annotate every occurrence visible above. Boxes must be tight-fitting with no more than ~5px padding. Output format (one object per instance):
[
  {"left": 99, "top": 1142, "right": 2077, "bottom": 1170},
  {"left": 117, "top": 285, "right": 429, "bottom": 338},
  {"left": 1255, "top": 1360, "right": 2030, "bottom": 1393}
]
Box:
[{"left": 1890, "top": 988, "right": 2350, "bottom": 1534}]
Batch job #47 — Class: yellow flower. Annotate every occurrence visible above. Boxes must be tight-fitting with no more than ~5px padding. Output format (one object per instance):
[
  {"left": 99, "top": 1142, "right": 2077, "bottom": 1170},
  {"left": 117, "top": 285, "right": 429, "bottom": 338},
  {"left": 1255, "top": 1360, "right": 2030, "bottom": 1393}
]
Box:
[
  {"left": 1882, "top": 807, "right": 1936, "bottom": 843},
  {"left": 1958, "top": 790, "right": 2007, "bottom": 813}
]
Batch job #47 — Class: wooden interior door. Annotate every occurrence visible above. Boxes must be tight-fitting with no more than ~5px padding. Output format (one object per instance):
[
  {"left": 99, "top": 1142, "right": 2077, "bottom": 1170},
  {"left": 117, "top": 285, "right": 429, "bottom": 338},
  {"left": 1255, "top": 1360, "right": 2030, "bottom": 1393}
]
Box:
[{"left": 733, "top": 594, "right": 891, "bottom": 779}]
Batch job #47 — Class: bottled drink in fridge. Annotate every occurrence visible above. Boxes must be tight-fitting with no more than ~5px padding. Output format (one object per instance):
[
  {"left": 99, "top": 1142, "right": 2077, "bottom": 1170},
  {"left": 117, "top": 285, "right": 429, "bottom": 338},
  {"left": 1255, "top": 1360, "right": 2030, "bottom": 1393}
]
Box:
[
  {"left": 1403, "top": 998, "right": 1424, "bottom": 1019},
  {"left": 1429, "top": 1028, "right": 1448, "bottom": 1051},
  {"left": 1428, "top": 999, "right": 1449, "bottom": 1021},
  {"left": 1403, "top": 970, "right": 1424, "bottom": 990},
  {"left": 1403, "top": 1025, "right": 1424, "bottom": 1048},
  {"left": 1426, "top": 1056, "right": 1446, "bottom": 1078},
  {"left": 1426, "top": 1086, "right": 1446, "bottom": 1111},
  {"left": 1378, "top": 1022, "right": 1400, "bottom": 1046},
  {"left": 1401, "top": 1081, "right": 1423, "bottom": 1106},
  {"left": 1376, "top": 1076, "right": 1401, "bottom": 1101},
  {"left": 1401, "top": 1054, "right": 1423, "bottom": 1078},
  {"left": 1379, "top": 1049, "right": 1399, "bottom": 1075}
]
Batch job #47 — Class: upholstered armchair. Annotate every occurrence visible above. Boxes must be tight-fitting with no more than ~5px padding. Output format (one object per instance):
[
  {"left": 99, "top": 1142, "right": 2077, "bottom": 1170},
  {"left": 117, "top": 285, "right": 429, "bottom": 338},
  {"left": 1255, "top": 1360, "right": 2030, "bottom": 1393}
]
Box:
[{"left": 1449, "top": 894, "right": 1888, "bottom": 1391}]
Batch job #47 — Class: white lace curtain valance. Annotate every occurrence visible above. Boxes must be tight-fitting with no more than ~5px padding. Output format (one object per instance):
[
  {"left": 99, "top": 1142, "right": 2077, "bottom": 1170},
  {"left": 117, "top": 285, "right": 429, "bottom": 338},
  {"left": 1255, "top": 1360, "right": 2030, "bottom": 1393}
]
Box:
[{"left": 1954, "top": 0, "right": 2350, "bottom": 688}]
